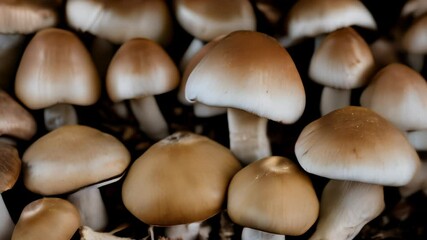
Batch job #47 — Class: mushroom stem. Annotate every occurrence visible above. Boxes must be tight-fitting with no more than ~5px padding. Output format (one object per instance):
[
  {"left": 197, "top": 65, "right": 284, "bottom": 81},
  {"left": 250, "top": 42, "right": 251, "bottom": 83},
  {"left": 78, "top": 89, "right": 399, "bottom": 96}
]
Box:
[
  {"left": 129, "top": 96, "right": 169, "bottom": 141},
  {"left": 406, "top": 130, "right": 427, "bottom": 151},
  {"left": 241, "top": 227, "right": 285, "bottom": 240},
  {"left": 165, "top": 221, "right": 210, "bottom": 240},
  {"left": 227, "top": 108, "right": 271, "bottom": 165},
  {"left": 309, "top": 180, "right": 385, "bottom": 240},
  {"left": 80, "top": 225, "right": 133, "bottom": 240},
  {"left": 44, "top": 103, "right": 78, "bottom": 131},
  {"left": 0, "top": 33, "right": 25, "bottom": 89},
  {"left": 0, "top": 194, "right": 14, "bottom": 240},
  {"left": 179, "top": 38, "right": 204, "bottom": 71},
  {"left": 320, "top": 87, "right": 352, "bottom": 116}
]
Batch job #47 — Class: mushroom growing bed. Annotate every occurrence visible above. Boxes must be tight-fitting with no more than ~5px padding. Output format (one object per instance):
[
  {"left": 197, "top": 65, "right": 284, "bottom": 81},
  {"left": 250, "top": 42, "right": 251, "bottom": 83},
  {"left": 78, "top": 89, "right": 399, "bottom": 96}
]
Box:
[{"left": 2, "top": 0, "right": 427, "bottom": 239}]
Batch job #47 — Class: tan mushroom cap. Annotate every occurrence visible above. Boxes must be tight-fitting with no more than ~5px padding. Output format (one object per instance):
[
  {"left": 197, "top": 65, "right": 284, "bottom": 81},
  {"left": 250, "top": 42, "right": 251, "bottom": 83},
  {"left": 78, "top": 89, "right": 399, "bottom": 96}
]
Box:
[
  {"left": 0, "top": 0, "right": 60, "bottom": 34},
  {"left": 185, "top": 30, "right": 305, "bottom": 124},
  {"left": 12, "top": 197, "right": 80, "bottom": 240},
  {"left": 23, "top": 125, "right": 131, "bottom": 195},
  {"left": 286, "top": 0, "right": 377, "bottom": 40},
  {"left": 106, "top": 38, "right": 180, "bottom": 102},
  {"left": 122, "top": 131, "right": 242, "bottom": 226},
  {"left": 0, "top": 143, "right": 21, "bottom": 193},
  {"left": 0, "top": 90, "right": 36, "bottom": 140},
  {"left": 309, "top": 27, "right": 375, "bottom": 89},
  {"left": 295, "top": 106, "right": 420, "bottom": 186},
  {"left": 174, "top": 0, "right": 256, "bottom": 41},
  {"left": 227, "top": 156, "right": 319, "bottom": 236},
  {"left": 66, "top": 0, "right": 172, "bottom": 45},
  {"left": 401, "top": 14, "right": 427, "bottom": 53},
  {"left": 15, "top": 27, "right": 100, "bottom": 110},
  {"left": 360, "top": 63, "right": 427, "bottom": 131}
]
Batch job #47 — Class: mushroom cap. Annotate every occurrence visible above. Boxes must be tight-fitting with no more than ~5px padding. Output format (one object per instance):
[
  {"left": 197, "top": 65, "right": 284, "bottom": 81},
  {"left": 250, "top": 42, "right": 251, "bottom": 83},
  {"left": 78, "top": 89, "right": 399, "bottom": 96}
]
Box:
[
  {"left": 173, "top": 0, "right": 256, "bottom": 41},
  {"left": 295, "top": 106, "right": 420, "bottom": 186},
  {"left": 309, "top": 27, "right": 375, "bottom": 89},
  {"left": 0, "top": 143, "right": 21, "bottom": 193},
  {"left": 0, "top": 0, "right": 60, "bottom": 34},
  {"left": 185, "top": 30, "right": 306, "bottom": 124},
  {"left": 122, "top": 131, "right": 242, "bottom": 226},
  {"left": 360, "top": 63, "right": 427, "bottom": 131},
  {"left": 15, "top": 27, "right": 100, "bottom": 110},
  {"left": 22, "top": 125, "right": 131, "bottom": 195},
  {"left": 66, "top": 0, "right": 172, "bottom": 45},
  {"left": 0, "top": 90, "right": 36, "bottom": 140},
  {"left": 227, "top": 156, "right": 319, "bottom": 236},
  {"left": 106, "top": 38, "right": 180, "bottom": 102},
  {"left": 286, "top": 0, "right": 376, "bottom": 40},
  {"left": 12, "top": 197, "right": 80, "bottom": 240},
  {"left": 401, "top": 14, "right": 427, "bottom": 54}
]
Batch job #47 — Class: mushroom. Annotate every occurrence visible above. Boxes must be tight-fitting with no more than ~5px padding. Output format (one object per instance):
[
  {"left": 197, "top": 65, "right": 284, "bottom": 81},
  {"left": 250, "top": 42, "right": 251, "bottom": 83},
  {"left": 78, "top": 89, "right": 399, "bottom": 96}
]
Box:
[
  {"left": 185, "top": 30, "right": 305, "bottom": 165},
  {"left": 15, "top": 27, "right": 100, "bottom": 131},
  {"left": 106, "top": 38, "right": 180, "bottom": 140},
  {"left": 308, "top": 27, "right": 375, "bottom": 115},
  {"left": 122, "top": 131, "right": 242, "bottom": 239},
  {"left": 400, "top": 14, "right": 427, "bottom": 72},
  {"left": 399, "top": 160, "right": 427, "bottom": 198},
  {"left": 12, "top": 197, "right": 81, "bottom": 240},
  {"left": 79, "top": 225, "right": 133, "bottom": 240},
  {"left": 295, "top": 106, "right": 420, "bottom": 239},
  {"left": 22, "top": 125, "right": 131, "bottom": 231},
  {"left": 227, "top": 156, "right": 319, "bottom": 239}
]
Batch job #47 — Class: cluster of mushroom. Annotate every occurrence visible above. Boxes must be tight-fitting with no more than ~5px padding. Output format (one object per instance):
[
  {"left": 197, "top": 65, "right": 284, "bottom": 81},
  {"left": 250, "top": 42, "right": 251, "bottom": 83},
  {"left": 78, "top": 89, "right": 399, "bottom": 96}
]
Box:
[{"left": 1, "top": 0, "right": 427, "bottom": 240}]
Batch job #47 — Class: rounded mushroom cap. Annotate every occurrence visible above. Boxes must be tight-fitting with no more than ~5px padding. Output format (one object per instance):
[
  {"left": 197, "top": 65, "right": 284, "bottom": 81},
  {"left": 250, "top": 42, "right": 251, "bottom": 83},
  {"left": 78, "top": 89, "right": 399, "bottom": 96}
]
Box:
[
  {"left": 295, "top": 106, "right": 420, "bottom": 186},
  {"left": 185, "top": 30, "right": 306, "bottom": 124},
  {"left": 0, "top": 143, "right": 21, "bottom": 193},
  {"left": 0, "top": 90, "right": 36, "bottom": 140},
  {"left": 22, "top": 125, "right": 131, "bottom": 195},
  {"left": 12, "top": 197, "right": 80, "bottom": 240},
  {"left": 309, "top": 27, "right": 375, "bottom": 89},
  {"left": 122, "top": 131, "right": 242, "bottom": 226},
  {"left": 66, "top": 0, "right": 172, "bottom": 45},
  {"left": 0, "top": 0, "right": 60, "bottom": 34},
  {"left": 286, "top": 0, "right": 377, "bottom": 41},
  {"left": 360, "top": 63, "right": 427, "bottom": 131},
  {"left": 15, "top": 27, "right": 100, "bottom": 110},
  {"left": 106, "top": 38, "right": 180, "bottom": 102},
  {"left": 401, "top": 14, "right": 427, "bottom": 53},
  {"left": 174, "top": 0, "right": 256, "bottom": 41},
  {"left": 227, "top": 156, "right": 319, "bottom": 236}
]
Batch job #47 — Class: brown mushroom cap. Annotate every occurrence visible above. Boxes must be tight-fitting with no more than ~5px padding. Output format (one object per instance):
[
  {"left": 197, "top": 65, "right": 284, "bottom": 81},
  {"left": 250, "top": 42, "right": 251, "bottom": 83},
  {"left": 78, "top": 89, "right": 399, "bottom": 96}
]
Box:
[
  {"left": 0, "top": 143, "right": 21, "bottom": 193},
  {"left": 173, "top": 0, "right": 256, "bottom": 41},
  {"left": 185, "top": 30, "right": 305, "bottom": 124},
  {"left": 0, "top": 90, "right": 36, "bottom": 140},
  {"left": 227, "top": 156, "right": 319, "bottom": 236},
  {"left": 106, "top": 38, "right": 180, "bottom": 102},
  {"left": 295, "top": 106, "right": 420, "bottom": 186},
  {"left": 401, "top": 14, "right": 427, "bottom": 53},
  {"left": 122, "top": 131, "right": 242, "bottom": 226},
  {"left": 22, "top": 125, "right": 131, "bottom": 195},
  {"left": 15, "top": 27, "right": 100, "bottom": 110},
  {"left": 12, "top": 197, "right": 80, "bottom": 240}
]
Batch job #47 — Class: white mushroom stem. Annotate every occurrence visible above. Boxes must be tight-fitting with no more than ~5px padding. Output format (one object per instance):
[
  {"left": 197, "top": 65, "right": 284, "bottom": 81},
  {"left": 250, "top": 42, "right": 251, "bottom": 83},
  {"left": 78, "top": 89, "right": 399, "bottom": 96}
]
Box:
[
  {"left": 179, "top": 38, "right": 204, "bottom": 71},
  {"left": 44, "top": 103, "right": 78, "bottom": 131},
  {"left": 227, "top": 108, "right": 271, "bottom": 165},
  {"left": 320, "top": 87, "right": 352, "bottom": 116},
  {"left": 0, "top": 194, "right": 14, "bottom": 240},
  {"left": 406, "top": 130, "right": 427, "bottom": 151},
  {"left": 0, "top": 33, "right": 25, "bottom": 89},
  {"left": 165, "top": 221, "right": 210, "bottom": 240},
  {"left": 405, "top": 53, "right": 424, "bottom": 72},
  {"left": 309, "top": 180, "right": 385, "bottom": 240},
  {"left": 241, "top": 228, "right": 285, "bottom": 240},
  {"left": 80, "top": 225, "right": 133, "bottom": 240},
  {"left": 399, "top": 160, "right": 427, "bottom": 198},
  {"left": 129, "top": 96, "right": 169, "bottom": 140}
]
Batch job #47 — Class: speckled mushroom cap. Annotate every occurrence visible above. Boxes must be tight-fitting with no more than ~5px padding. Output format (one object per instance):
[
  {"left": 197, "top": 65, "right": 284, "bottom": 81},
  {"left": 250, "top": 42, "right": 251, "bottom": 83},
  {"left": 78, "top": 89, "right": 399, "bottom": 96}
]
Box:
[
  {"left": 185, "top": 30, "right": 306, "bottom": 124},
  {"left": 0, "top": 0, "right": 60, "bottom": 34},
  {"left": 173, "top": 0, "right": 256, "bottom": 41},
  {"left": 122, "top": 131, "right": 242, "bottom": 226},
  {"left": 295, "top": 106, "right": 420, "bottom": 186},
  {"left": 22, "top": 125, "right": 131, "bottom": 195},
  {"left": 106, "top": 38, "right": 180, "bottom": 102},
  {"left": 0, "top": 143, "right": 21, "bottom": 193},
  {"left": 286, "top": 0, "right": 377, "bottom": 41},
  {"left": 15, "top": 28, "right": 100, "bottom": 110},
  {"left": 0, "top": 90, "right": 36, "bottom": 140},
  {"left": 66, "top": 0, "right": 172, "bottom": 45},
  {"left": 401, "top": 14, "right": 427, "bottom": 54},
  {"left": 227, "top": 156, "right": 319, "bottom": 236},
  {"left": 360, "top": 63, "right": 427, "bottom": 131},
  {"left": 12, "top": 197, "right": 80, "bottom": 240},
  {"left": 309, "top": 27, "right": 375, "bottom": 89}
]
